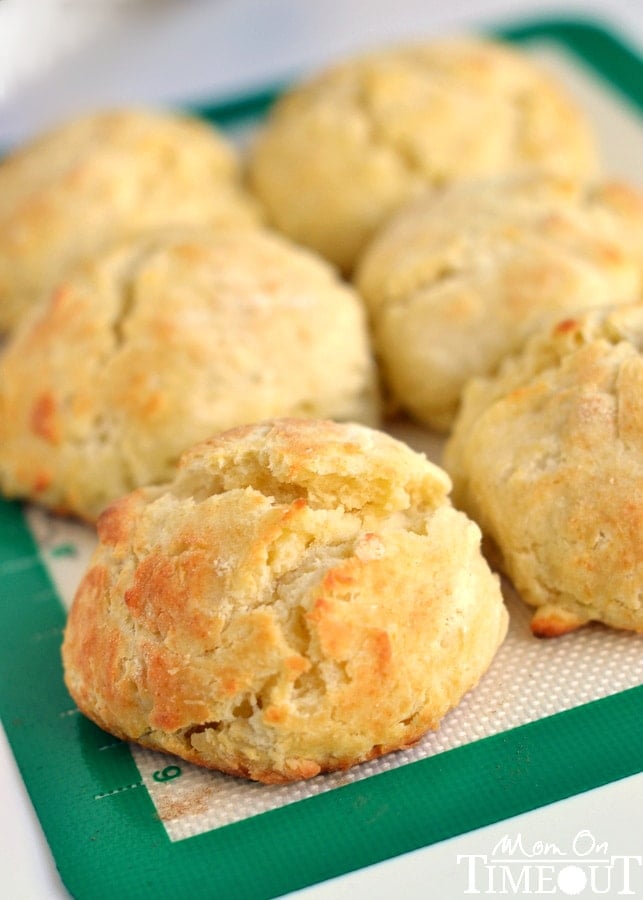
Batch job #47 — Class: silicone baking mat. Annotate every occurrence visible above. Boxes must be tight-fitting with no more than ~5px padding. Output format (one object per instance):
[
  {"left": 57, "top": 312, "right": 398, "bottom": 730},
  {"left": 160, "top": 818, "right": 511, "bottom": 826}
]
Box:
[{"left": 1, "top": 16, "right": 642, "bottom": 900}]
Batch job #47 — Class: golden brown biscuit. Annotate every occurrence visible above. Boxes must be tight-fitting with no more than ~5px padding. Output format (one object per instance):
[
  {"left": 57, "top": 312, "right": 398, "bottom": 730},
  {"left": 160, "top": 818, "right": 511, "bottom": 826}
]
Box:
[
  {"left": 249, "top": 37, "right": 599, "bottom": 273},
  {"left": 0, "top": 228, "right": 379, "bottom": 521},
  {"left": 0, "top": 108, "right": 261, "bottom": 331},
  {"left": 444, "top": 304, "right": 643, "bottom": 636},
  {"left": 357, "top": 173, "right": 643, "bottom": 431},
  {"left": 62, "top": 418, "right": 508, "bottom": 783}
]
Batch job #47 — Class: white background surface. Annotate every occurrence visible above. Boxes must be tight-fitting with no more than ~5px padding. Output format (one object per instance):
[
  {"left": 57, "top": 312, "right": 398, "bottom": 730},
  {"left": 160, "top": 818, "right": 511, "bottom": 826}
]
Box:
[{"left": 1, "top": 1, "right": 643, "bottom": 898}]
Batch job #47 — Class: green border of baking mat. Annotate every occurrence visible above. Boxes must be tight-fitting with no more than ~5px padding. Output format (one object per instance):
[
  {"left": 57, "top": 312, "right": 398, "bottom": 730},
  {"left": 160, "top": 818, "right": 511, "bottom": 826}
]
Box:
[{"left": 1, "top": 16, "right": 643, "bottom": 900}]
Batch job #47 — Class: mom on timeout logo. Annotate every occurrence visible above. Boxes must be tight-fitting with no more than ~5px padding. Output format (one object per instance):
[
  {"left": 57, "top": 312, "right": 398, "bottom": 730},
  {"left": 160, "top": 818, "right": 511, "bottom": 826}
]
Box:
[{"left": 457, "top": 829, "right": 642, "bottom": 896}]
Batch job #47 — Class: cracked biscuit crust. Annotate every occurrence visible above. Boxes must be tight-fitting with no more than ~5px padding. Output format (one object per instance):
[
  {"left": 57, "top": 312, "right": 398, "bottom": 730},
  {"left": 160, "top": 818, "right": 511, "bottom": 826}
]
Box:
[
  {"left": 0, "top": 229, "right": 379, "bottom": 521},
  {"left": 0, "top": 108, "right": 261, "bottom": 332},
  {"left": 444, "top": 305, "right": 643, "bottom": 635},
  {"left": 357, "top": 173, "right": 643, "bottom": 430},
  {"left": 62, "top": 418, "right": 508, "bottom": 783},
  {"left": 249, "top": 37, "right": 599, "bottom": 273}
]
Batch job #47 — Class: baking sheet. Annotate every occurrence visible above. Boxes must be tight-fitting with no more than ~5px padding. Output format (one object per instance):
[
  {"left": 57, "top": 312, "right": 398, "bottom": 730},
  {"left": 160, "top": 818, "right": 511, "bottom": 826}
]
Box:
[{"left": 1, "top": 16, "right": 642, "bottom": 900}]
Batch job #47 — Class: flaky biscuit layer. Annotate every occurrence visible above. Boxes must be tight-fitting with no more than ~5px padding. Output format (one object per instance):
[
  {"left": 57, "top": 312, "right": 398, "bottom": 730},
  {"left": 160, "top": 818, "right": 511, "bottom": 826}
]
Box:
[
  {"left": 63, "top": 418, "right": 507, "bottom": 782},
  {"left": 357, "top": 173, "right": 643, "bottom": 430},
  {"left": 250, "top": 38, "right": 599, "bottom": 272},
  {"left": 0, "top": 108, "right": 261, "bottom": 331},
  {"left": 445, "top": 304, "right": 643, "bottom": 635},
  {"left": 0, "top": 229, "right": 379, "bottom": 520}
]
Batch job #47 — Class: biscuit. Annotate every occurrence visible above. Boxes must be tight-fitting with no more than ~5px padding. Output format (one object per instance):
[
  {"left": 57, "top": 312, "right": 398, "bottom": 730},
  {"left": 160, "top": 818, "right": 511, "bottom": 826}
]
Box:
[
  {"left": 357, "top": 173, "right": 643, "bottom": 430},
  {"left": 62, "top": 417, "right": 508, "bottom": 783},
  {"left": 0, "top": 228, "right": 379, "bottom": 521},
  {"left": 249, "top": 37, "right": 599, "bottom": 273},
  {"left": 444, "top": 304, "right": 643, "bottom": 636},
  {"left": 0, "top": 108, "right": 261, "bottom": 331}
]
